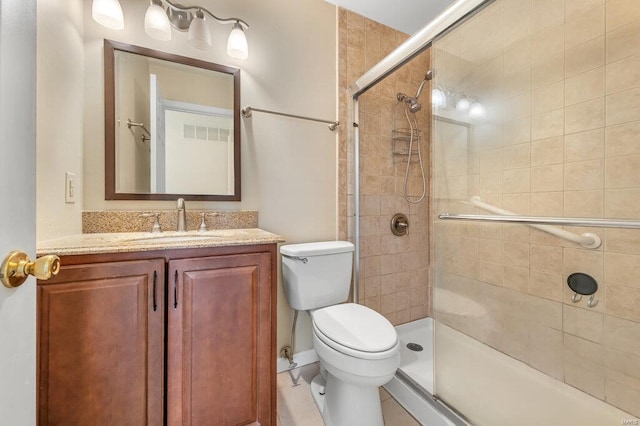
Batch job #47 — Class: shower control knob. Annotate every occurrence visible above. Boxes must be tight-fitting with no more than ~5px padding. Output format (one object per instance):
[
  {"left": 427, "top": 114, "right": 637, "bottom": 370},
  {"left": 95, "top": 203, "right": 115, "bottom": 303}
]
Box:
[{"left": 391, "top": 213, "right": 409, "bottom": 236}]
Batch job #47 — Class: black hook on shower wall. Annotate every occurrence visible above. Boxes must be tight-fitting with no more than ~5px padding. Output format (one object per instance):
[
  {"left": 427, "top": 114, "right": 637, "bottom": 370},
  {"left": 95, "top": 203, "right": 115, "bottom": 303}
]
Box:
[{"left": 567, "top": 273, "right": 598, "bottom": 308}]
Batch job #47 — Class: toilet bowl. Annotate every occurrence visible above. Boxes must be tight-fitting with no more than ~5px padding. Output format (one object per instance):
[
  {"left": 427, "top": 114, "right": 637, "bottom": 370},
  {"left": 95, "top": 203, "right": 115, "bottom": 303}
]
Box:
[
  {"left": 311, "top": 303, "right": 400, "bottom": 426},
  {"left": 280, "top": 242, "right": 400, "bottom": 426}
]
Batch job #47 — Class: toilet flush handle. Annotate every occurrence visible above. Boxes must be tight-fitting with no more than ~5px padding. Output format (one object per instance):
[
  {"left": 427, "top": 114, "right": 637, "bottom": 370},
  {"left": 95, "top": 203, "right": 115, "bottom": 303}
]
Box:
[{"left": 295, "top": 257, "right": 308, "bottom": 264}]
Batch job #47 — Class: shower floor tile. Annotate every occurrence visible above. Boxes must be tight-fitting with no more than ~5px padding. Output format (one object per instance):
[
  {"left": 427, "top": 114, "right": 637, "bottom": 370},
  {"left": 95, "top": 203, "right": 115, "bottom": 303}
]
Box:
[{"left": 277, "top": 362, "right": 420, "bottom": 425}]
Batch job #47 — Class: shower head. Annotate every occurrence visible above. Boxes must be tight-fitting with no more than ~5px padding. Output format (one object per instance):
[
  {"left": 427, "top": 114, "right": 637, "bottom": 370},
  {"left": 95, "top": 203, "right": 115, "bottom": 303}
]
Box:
[
  {"left": 409, "top": 100, "right": 422, "bottom": 113},
  {"left": 397, "top": 91, "right": 422, "bottom": 113},
  {"left": 397, "top": 93, "right": 422, "bottom": 113},
  {"left": 425, "top": 69, "right": 435, "bottom": 81}
]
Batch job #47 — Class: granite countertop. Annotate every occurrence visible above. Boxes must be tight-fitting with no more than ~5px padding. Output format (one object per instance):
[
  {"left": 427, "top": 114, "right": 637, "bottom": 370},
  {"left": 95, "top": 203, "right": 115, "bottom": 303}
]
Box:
[{"left": 37, "top": 228, "right": 285, "bottom": 256}]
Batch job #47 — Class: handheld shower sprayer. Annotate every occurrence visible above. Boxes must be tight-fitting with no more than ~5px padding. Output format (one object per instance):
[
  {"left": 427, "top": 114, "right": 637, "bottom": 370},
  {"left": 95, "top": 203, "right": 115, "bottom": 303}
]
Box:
[
  {"left": 414, "top": 69, "right": 434, "bottom": 99},
  {"left": 397, "top": 69, "right": 435, "bottom": 114},
  {"left": 393, "top": 69, "right": 434, "bottom": 204}
]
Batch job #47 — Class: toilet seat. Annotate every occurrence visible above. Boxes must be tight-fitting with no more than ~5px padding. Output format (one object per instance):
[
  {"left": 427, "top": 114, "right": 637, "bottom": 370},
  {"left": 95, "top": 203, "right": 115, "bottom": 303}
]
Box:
[{"left": 312, "top": 303, "right": 398, "bottom": 360}]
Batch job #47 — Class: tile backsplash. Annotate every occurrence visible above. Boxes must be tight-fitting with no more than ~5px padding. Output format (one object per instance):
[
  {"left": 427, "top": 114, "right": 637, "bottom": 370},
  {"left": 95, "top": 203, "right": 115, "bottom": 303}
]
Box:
[{"left": 82, "top": 210, "right": 258, "bottom": 233}]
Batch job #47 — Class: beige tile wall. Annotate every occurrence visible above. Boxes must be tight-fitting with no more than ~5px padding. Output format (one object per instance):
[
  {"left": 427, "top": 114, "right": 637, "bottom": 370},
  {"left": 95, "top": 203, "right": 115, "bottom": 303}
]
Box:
[
  {"left": 338, "top": 8, "right": 431, "bottom": 325},
  {"left": 433, "top": 0, "right": 640, "bottom": 417}
]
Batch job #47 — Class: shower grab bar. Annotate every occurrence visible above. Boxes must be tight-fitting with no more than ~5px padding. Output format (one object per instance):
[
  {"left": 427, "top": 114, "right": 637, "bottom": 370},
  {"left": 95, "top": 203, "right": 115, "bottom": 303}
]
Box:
[
  {"left": 468, "top": 196, "right": 601, "bottom": 248},
  {"left": 438, "top": 213, "right": 640, "bottom": 230},
  {"left": 241, "top": 105, "right": 339, "bottom": 131},
  {"left": 439, "top": 196, "right": 606, "bottom": 249}
]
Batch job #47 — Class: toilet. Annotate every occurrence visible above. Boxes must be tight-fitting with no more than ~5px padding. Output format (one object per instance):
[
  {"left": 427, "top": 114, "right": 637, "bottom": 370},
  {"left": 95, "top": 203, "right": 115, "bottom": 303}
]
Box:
[{"left": 281, "top": 241, "right": 400, "bottom": 426}]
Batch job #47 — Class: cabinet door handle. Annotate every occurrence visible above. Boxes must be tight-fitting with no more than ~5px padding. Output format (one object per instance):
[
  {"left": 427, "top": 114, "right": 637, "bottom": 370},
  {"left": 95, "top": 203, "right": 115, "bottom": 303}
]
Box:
[
  {"left": 152, "top": 271, "right": 158, "bottom": 312},
  {"left": 173, "top": 270, "right": 178, "bottom": 309}
]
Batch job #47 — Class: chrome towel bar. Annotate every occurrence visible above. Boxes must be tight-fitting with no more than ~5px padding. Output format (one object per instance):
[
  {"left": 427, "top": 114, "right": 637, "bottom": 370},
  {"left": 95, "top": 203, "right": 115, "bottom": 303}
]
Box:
[
  {"left": 241, "top": 105, "right": 339, "bottom": 131},
  {"left": 127, "top": 118, "right": 151, "bottom": 143},
  {"left": 126, "top": 118, "right": 150, "bottom": 136}
]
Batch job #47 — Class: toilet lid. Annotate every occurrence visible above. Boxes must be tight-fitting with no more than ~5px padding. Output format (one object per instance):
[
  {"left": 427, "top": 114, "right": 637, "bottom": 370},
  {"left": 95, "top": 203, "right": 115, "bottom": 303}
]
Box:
[{"left": 312, "top": 303, "right": 397, "bottom": 353}]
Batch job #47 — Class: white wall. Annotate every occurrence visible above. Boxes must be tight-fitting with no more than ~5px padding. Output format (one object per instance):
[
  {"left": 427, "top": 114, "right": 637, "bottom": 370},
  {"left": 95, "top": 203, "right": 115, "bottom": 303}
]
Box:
[
  {"left": 36, "top": 0, "right": 84, "bottom": 240},
  {"left": 37, "top": 0, "right": 338, "bottom": 355},
  {"left": 149, "top": 61, "right": 234, "bottom": 108},
  {"left": 324, "top": 0, "right": 454, "bottom": 34}
]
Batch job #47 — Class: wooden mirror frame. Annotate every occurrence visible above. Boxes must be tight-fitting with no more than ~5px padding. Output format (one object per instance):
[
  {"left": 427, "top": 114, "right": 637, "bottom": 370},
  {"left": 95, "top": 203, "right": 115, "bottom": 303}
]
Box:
[{"left": 104, "top": 39, "right": 241, "bottom": 201}]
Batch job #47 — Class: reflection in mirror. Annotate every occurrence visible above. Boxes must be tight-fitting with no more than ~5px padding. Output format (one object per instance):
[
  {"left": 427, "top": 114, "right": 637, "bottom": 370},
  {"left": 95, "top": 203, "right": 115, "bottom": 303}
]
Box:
[{"left": 104, "top": 40, "right": 241, "bottom": 201}]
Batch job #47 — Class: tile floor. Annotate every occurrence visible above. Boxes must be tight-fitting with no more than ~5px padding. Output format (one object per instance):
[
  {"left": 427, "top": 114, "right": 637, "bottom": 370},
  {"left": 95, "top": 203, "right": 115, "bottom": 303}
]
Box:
[{"left": 277, "top": 363, "right": 420, "bottom": 425}]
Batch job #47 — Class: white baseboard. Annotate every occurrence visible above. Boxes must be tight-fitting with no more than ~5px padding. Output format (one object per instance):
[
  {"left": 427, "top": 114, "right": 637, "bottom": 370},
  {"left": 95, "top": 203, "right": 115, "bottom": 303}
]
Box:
[{"left": 276, "top": 349, "right": 318, "bottom": 373}]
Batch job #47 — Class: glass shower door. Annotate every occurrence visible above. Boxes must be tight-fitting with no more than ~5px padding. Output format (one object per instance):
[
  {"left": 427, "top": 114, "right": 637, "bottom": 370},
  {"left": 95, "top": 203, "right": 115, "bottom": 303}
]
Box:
[{"left": 431, "top": 0, "right": 640, "bottom": 424}]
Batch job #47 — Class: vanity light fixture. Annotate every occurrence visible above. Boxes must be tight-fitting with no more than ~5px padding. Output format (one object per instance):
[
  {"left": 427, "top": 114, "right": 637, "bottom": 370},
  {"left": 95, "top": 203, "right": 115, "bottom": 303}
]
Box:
[
  {"left": 431, "top": 85, "right": 486, "bottom": 120},
  {"left": 92, "top": 0, "right": 249, "bottom": 59},
  {"left": 431, "top": 87, "right": 446, "bottom": 109},
  {"left": 144, "top": 1, "right": 172, "bottom": 41},
  {"left": 468, "top": 100, "right": 486, "bottom": 119},
  {"left": 144, "top": 0, "right": 249, "bottom": 59},
  {"left": 187, "top": 10, "right": 212, "bottom": 50},
  {"left": 92, "top": 0, "right": 124, "bottom": 30},
  {"left": 455, "top": 95, "right": 471, "bottom": 113},
  {"left": 226, "top": 22, "right": 249, "bottom": 60}
]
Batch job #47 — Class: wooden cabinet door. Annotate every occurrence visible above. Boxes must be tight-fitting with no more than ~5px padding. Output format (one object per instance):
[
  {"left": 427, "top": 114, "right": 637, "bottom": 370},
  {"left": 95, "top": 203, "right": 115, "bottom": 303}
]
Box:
[
  {"left": 38, "top": 259, "right": 165, "bottom": 426},
  {"left": 167, "top": 252, "right": 274, "bottom": 426}
]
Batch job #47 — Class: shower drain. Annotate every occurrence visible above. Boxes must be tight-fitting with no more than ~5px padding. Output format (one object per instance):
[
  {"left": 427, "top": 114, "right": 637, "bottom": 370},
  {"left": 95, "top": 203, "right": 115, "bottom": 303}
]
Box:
[{"left": 406, "top": 342, "right": 423, "bottom": 352}]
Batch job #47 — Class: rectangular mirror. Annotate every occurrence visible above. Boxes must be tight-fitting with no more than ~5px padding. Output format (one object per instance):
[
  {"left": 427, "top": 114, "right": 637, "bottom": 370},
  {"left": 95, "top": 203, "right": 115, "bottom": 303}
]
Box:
[{"left": 104, "top": 40, "right": 241, "bottom": 201}]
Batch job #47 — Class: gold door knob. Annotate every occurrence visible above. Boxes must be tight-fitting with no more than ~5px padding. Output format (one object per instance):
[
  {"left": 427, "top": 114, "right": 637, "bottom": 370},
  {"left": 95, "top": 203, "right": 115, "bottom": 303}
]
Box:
[{"left": 1, "top": 251, "right": 61, "bottom": 288}]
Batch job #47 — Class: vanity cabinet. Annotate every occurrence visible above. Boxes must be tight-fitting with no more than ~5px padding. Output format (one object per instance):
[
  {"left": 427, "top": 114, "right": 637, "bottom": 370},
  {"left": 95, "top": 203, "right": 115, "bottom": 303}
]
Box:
[
  {"left": 167, "top": 252, "right": 274, "bottom": 425},
  {"left": 37, "top": 244, "right": 277, "bottom": 426},
  {"left": 38, "top": 259, "right": 165, "bottom": 425}
]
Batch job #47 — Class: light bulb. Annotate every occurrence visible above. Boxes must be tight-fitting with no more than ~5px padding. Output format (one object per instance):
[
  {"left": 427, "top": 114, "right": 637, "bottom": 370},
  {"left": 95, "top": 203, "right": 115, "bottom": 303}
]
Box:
[
  {"left": 227, "top": 22, "right": 248, "bottom": 60},
  {"left": 431, "top": 88, "right": 446, "bottom": 108},
  {"left": 456, "top": 97, "right": 471, "bottom": 113},
  {"left": 92, "top": 0, "right": 124, "bottom": 30},
  {"left": 144, "top": 3, "right": 171, "bottom": 41},
  {"left": 188, "top": 13, "right": 211, "bottom": 50},
  {"left": 468, "top": 101, "right": 486, "bottom": 119}
]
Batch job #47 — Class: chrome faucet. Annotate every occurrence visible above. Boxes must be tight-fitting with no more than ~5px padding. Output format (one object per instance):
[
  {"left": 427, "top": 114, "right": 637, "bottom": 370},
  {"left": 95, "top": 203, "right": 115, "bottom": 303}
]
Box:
[{"left": 177, "top": 198, "right": 186, "bottom": 231}]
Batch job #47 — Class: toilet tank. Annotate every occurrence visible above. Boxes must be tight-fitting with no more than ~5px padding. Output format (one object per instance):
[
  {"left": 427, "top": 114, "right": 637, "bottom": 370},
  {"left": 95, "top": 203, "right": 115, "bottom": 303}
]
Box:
[{"left": 280, "top": 241, "right": 354, "bottom": 311}]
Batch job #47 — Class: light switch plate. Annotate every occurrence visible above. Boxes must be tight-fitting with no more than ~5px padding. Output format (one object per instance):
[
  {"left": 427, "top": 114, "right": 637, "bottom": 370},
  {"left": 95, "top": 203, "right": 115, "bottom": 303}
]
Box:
[{"left": 65, "top": 171, "right": 76, "bottom": 203}]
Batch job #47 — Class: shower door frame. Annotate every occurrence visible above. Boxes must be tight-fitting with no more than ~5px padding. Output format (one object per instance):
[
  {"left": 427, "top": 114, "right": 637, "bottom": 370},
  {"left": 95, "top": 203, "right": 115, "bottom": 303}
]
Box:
[
  {"left": 345, "top": 2, "right": 491, "bottom": 423},
  {"left": 347, "top": 0, "right": 490, "bottom": 303}
]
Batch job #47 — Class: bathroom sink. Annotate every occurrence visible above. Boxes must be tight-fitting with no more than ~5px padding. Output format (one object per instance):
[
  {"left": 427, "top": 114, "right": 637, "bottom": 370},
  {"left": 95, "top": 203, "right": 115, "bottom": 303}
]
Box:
[{"left": 127, "top": 234, "right": 222, "bottom": 244}]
